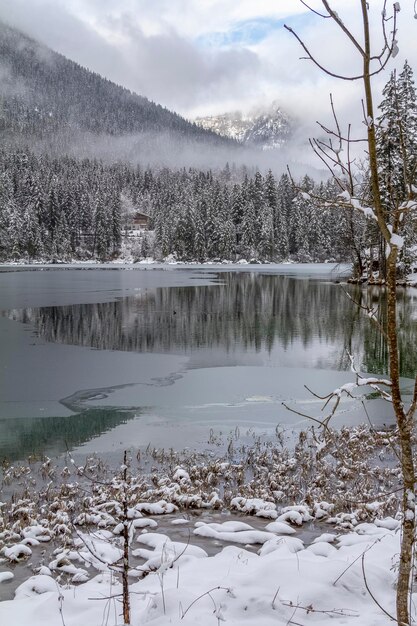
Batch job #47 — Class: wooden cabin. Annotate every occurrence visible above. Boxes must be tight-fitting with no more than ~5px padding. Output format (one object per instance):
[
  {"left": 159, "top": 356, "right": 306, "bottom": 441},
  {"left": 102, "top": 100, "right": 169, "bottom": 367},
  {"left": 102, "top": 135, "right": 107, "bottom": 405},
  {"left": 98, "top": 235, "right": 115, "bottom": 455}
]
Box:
[{"left": 132, "top": 211, "right": 150, "bottom": 230}]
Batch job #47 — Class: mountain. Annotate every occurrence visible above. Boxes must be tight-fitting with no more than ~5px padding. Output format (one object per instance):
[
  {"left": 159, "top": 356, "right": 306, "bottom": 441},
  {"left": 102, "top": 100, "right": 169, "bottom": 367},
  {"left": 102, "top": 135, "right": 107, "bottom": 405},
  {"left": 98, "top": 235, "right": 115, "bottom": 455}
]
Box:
[
  {"left": 0, "top": 21, "right": 236, "bottom": 159},
  {"left": 195, "top": 103, "right": 293, "bottom": 150}
]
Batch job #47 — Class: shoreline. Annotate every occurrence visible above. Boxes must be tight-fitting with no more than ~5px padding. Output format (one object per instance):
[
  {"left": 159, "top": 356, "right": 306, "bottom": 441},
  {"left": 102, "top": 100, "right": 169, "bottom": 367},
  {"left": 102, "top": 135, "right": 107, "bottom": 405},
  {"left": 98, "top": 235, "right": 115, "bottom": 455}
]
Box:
[
  {"left": 0, "top": 424, "right": 403, "bottom": 588},
  {"left": 0, "top": 424, "right": 406, "bottom": 624},
  {"left": 0, "top": 259, "right": 352, "bottom": 274}
]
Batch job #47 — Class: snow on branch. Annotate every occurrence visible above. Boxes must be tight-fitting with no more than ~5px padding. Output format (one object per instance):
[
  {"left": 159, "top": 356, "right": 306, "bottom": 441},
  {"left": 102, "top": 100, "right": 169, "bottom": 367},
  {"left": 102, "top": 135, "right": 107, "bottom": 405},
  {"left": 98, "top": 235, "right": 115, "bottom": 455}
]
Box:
[
  {"left": 337, "top": 191, "right": 377, "bottom": 220},
  {"left": 283, "top": 353, "right": 392, "bottom": 432}
]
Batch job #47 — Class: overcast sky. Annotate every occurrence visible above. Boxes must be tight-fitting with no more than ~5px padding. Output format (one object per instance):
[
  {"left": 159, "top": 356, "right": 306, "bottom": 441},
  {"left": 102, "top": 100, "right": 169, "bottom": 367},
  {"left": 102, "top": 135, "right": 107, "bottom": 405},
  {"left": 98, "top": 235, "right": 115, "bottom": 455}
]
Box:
[{"left": 1, "top": 0, "right": 416, "bottom": 138}]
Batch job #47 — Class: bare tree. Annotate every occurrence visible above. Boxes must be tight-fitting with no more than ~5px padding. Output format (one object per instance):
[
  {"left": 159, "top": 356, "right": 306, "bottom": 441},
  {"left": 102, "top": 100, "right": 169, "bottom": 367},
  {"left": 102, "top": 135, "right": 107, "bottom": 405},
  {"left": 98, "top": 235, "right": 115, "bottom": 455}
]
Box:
[{"left": 285, "top": 3, "right": 417, "bottom": 624}]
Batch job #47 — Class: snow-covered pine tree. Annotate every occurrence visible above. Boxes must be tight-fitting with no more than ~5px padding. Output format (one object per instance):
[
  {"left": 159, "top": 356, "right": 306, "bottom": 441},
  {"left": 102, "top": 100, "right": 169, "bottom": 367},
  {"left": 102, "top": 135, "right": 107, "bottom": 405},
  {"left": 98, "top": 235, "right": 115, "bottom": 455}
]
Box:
[
  {"left": 259, "top": 202, "right": 274, "bottom": 261},
  {"left": 8, "top": 200, "right": 25, "bottom": 260},
  {"left": 110, "top": 190, "right": 122, "bottom": 255},
  {"left": 290, "top": 176, "right": 315, "bottom": 261},
  {"left": 93, "top": 188, "right": 110, "bottom": 261},
  {"left": 194, "top": 203, "right": 207, "bottom": 262},
  {"left": 0, "top": 172, "right": 14, "bottom": 259},
  {"left": 275, "top": 174, "right": 292, "bottom": 260},
  {"left": 397, "top": 61, "right": 417, "bottom": 195},
  {"left": 249, "top": 171, "right": 264, "bottom": 251},
  {"left": 397, "top": 61, "right": 417, "bottom": 258},
  {"left": 22, "top": 204, "right": 43, "bottom": 260},
  {"left": 377, "top": 61, "right": 417, "bottom": 272},
  {"left": 240, "top": 199, "right": 257, "bottom": 259},
  {"left": 46, "top": 177, "right": 61, "bottom": 256}
]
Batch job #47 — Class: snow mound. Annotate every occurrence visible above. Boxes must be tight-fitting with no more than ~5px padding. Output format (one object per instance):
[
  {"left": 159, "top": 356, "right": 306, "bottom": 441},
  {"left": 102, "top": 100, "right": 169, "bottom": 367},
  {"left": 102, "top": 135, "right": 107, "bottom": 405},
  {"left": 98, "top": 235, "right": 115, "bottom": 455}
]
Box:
[
  {"left": 265, "top": 521, "right": 296, "bottom": 535},
  {"left": 0, "top": 572, "right": 14, "bottom": 583},
  {"left": 0, "top": 524, "right": 402, "bottom": 626},
  {"left": 194, "top": 522, "right": 276, "bottom": 545}
]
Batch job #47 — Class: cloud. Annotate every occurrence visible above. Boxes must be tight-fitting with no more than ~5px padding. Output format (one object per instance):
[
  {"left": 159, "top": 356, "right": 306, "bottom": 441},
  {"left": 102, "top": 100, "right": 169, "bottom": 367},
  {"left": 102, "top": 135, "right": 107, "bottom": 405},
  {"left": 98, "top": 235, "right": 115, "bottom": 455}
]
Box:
[
  {"left": 0, "top": 0, "right": 416, "bottom": 155},
  {"left": 105, "top": 18, "right": 261, "bottom": 111},
  {"left": 242, "top": 1, "right": 417, "bottom": 149},
  {"left": 0, "top": 0, "right": 261, "bottom": 113}
]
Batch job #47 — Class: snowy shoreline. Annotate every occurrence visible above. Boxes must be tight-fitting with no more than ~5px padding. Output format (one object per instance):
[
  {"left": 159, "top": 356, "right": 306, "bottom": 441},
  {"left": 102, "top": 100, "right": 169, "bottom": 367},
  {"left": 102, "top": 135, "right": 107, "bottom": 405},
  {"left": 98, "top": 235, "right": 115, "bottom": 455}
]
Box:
[
  {"left": 0, "top": 259, "right": 352, "bottom": 274},
  {"left": 0, "top": 424, "right": 407, "bottom": 624},
  {"left": 3, "top": 259, "right": 417, "bottom": 286}
]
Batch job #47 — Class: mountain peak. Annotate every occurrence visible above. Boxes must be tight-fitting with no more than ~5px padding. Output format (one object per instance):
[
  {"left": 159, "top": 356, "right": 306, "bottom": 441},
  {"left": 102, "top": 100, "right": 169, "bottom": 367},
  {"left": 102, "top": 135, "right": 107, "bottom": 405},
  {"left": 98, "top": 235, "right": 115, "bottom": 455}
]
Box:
[{"left": 195, "top": 103, "right": 293, "bottom": 150}]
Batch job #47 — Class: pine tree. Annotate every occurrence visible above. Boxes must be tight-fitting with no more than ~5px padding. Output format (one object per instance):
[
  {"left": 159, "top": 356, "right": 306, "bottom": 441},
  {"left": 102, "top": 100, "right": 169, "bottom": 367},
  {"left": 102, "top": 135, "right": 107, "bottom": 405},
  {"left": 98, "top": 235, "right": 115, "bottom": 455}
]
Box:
[
  {"left": 377, "top": 70, "right": 404, "bottom": 211},
  {"left": 94, "top": 189, "right": 110, "bottom": 261},
  {"left": 377, "top": 61, "right": 417, "bottom": 271},
  {"left": 194, "top": 201, "right": 206, "bottom": 262},
  {"left": 397, "top": 61, "right": 417, "bottom": 193},
  {"left": 8, "top": 201, "right": 24, "bottom": 259},
  {"left": 23, "top": 205, "right": 43, "bottom": 260},
  {"left": 175, "top": 200, "right": 195, "bottom": 261},
  {"left": 249, "top": 172, "right": 264, "bottom": 249},
  {"left": 397, "top": 61, "right": 417, "bottom": 254},
  {"left": 0, "top": 172, "right": 14, "bottom": 258},
  {"left": 110, "top": 191, "right": 122, "bottom": 255},
  {"left": 275, "top": 174, "right": 292, "bottom": 260},
  {"left": 259, "top": 203, "right": 274, "bottom": 260},
  {"left": 289, "top": 176, "right": 315, "bottom": 260},
  {"left": 240, "top": 200, "right": 257, "bottom": 259},
  {"left": 46, "top": 178, "right": 61, "bottom": 255}
]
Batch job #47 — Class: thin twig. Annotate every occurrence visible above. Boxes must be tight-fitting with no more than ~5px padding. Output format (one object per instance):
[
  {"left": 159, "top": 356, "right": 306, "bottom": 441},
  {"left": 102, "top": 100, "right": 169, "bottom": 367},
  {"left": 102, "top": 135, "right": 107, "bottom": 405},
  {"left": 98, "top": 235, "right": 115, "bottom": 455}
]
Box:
[
  {"left": 361, "top": 550, "right": 397, "bottom": 622},
  {"left": 180, "top": 587, "right": 230, "bottom": 620}
]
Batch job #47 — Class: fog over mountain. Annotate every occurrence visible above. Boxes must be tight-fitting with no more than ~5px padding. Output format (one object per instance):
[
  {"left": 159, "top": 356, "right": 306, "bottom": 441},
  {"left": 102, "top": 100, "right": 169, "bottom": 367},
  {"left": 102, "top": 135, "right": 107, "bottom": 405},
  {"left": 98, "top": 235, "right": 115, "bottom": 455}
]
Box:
[
  {"left": 0, "top": 21, "right": 324, "bottom": 176},
  {"left": 0, "top": 23, "right": 235, "bottom": 154}
]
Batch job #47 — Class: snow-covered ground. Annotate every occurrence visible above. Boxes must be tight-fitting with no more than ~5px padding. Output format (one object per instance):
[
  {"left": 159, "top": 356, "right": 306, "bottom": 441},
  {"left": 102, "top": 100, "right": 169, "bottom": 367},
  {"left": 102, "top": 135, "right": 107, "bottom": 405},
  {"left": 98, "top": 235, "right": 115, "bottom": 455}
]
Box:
[
  {"left": 0, "top": 424, "right": 408, "bottom": 625},
  {"left": 0, "top": 515, "right": 404, "bottom": 625}
]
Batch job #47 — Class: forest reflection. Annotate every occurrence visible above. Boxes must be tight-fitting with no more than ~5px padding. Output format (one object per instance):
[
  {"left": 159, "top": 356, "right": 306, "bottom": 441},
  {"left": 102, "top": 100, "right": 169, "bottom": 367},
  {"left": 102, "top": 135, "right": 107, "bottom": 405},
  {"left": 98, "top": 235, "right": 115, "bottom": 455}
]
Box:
[
  {"left": 5, "top": 273, "right": 417, "bottom": 379},
  {"left": 0, "top": 408, "right": 135, "bottom": 462}
]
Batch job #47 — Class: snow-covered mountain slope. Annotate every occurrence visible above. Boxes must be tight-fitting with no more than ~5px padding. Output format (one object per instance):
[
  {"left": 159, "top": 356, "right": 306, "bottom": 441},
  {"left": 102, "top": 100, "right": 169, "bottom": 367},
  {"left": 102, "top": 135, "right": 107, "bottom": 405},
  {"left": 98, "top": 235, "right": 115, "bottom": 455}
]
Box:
[
  {"left": 0, "top": 21, "right": 235, "bottom": 150},
  {"left": 195, "top": 103, "right": 293, "bottom": 150}
]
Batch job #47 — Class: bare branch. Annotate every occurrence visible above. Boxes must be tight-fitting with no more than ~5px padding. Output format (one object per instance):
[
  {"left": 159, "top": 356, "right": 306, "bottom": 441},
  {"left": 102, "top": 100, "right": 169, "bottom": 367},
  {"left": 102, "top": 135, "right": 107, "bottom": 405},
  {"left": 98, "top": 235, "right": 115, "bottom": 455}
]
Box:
[
  {"left": 317, "top": 121, "right": 368, "bottom": 144},
  {"left": 299, "top": 0, "right": 331, "bottom": 18},
  {"left": 180, "top": 587, "right": 230, "bottom": 620},
  {"left": 281, "top": 599, "right": 358, "bottom": 618},
  {"left": 308, "top": 138, "right": 345, "bottom": 186},
  {"left": 283, "top": 24, "right": 364, "bottom": 81},
  {"left": 282, "top": 401, "right": 333, "bottom": 433},
  {"left": 321, "top": 0, "right": 365, "bottom": 56},
  {"left": 406, "top": 375, "right": 417, "bottom": 422},
  {"left": 333, "top": 535, "right": 386, "bottom": 586},
  {"left": 361, "top": 551, "right": 398, "bottom": 623},
  {"left": 340, "top": 286, "right": 388, "bottom": 340},
  {"left": 285, "top": 2, "right": 397, "bottom": 82}
]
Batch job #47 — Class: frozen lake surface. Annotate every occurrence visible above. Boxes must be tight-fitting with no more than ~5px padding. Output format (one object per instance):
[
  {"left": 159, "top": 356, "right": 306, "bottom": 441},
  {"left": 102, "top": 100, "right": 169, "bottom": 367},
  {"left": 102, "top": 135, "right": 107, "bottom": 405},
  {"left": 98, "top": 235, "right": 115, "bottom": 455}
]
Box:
[{"left": 0, "top": 263, "right": 416, "bottom": 461}]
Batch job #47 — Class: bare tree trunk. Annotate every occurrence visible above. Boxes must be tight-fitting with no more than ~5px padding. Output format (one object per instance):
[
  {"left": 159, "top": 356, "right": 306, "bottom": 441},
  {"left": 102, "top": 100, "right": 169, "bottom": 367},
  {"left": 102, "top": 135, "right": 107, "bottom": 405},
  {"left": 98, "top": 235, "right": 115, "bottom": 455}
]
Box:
[
  {"left": 362, "top": 4, "right": 415, "bottom": 615},
  {"left": 122, "top": 451, "right": 131, "bottom": 625},
  {"left": 286, "top": 3, "right": 415, "bottom": 622},
  {"left": 387, "top": 250, "right": 416, "bottom": 625}
]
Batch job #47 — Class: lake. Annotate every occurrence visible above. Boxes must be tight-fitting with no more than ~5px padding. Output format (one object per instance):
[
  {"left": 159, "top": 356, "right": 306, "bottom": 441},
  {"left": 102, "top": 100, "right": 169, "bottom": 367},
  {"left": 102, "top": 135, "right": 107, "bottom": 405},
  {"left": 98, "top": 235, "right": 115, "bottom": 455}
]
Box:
[{"left": 1, "top": 263, "right": 416, "bottom": 462}]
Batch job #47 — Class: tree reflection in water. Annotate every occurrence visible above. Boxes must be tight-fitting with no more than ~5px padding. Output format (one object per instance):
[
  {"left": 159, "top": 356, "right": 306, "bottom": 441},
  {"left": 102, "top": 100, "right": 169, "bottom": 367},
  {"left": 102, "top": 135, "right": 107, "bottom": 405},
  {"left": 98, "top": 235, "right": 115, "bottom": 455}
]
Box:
[{"left": 5, "top": 273, "right": 417, "bottom": 378}]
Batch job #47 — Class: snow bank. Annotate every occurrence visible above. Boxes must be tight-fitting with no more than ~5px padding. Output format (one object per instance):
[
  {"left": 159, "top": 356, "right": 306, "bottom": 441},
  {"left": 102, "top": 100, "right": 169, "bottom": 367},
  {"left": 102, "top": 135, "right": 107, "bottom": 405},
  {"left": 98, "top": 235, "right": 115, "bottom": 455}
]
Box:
[{"left": 0, "top": 521, "right": 401, "bottom": 626}]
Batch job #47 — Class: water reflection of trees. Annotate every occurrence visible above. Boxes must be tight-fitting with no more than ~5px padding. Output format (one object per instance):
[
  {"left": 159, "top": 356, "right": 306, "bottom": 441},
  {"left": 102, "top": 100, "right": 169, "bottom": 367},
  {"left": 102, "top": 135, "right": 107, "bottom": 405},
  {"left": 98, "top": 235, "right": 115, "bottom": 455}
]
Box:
[
  {"left": 5, "top": 274, "right": 417, "bottom": 378},
  {"left": 356, "top": 287, "right": 417, "bottom": 379},
  {"left": 0, "top": 408, "right": 134, "bottom": 462}
]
